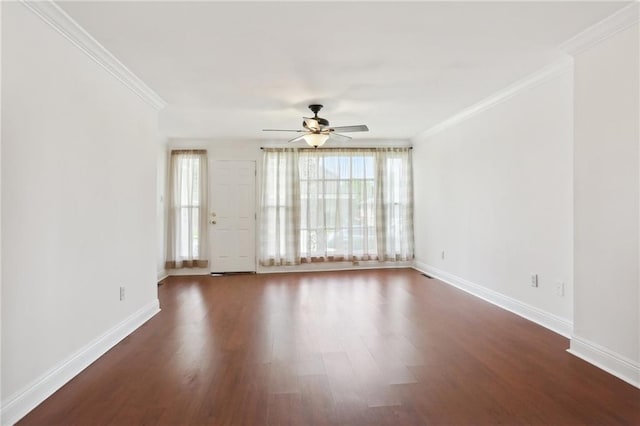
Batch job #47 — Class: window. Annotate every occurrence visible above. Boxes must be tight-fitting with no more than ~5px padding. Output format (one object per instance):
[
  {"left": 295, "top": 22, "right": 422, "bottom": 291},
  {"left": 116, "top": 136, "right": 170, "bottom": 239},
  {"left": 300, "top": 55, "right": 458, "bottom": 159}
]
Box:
[
  {"left": 166, "top": 150, "right": 209, "bottom": 269},
  {"left": 260, "top": 149, "right": 300, "bottom": 266},
  {"left": 299, "top": 150, "right": 377, "bottom": 261},
  {"left": 260, "top": 148, "right": 413, "bottom": 266}
]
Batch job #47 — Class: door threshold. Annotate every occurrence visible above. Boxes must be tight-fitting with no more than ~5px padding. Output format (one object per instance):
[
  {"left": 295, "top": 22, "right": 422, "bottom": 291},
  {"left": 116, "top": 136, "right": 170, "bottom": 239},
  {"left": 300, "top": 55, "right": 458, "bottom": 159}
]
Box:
[{"left": 210, "top": 271, "right": 256, "bottom": 276}]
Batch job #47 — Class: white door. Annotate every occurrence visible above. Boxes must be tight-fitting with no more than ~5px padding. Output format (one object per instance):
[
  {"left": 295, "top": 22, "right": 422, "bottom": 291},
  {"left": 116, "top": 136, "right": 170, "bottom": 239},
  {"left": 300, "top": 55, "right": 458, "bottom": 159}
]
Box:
[{"left": 209, "top": 160, "right": 256, "bottom": 273}]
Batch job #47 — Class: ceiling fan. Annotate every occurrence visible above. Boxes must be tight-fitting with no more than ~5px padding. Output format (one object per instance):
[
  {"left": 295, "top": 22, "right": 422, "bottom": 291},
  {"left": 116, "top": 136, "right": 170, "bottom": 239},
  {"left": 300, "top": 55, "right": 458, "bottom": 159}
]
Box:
[{"left": 263, "top": 104, "right": 369, "bottom": 148}]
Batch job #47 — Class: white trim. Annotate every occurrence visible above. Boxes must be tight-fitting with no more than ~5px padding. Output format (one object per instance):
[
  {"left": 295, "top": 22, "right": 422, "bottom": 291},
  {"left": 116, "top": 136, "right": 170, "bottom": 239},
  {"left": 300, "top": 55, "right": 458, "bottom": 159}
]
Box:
[
  {"left": 166, "top": 268, "right": 211, "bottom": 277},
  {"left": 0, "top": 299, "right": 160, "bottom": 426},
  {"left": 473, "top": 1, "right": 637, "bottom": 389},
  {"left": 19, "top": 0, "right": 166, "bottom": 110},
  {"left": 259, "top": 261, "right": 413, "bottom": 274},
  {"left": 165, "top": 262, "right": 412, "bottom": 276},
  {"left": 568, "top": 336, "right": 640, "bottom": 389},
  {"left": 157, "top": 274, "right": 169, "bottom": 283},
  {"left": 559, "top": 2, "right": 640, "bottom": 56},
  {"left": 412, "top": 261, "right": 573, "bottom": 338},
  {"left": 411, "top": 3, "right": 639, "bottom": 143},
  {"left": 412, "top": 58, "right": 573, "bottom": 141}
]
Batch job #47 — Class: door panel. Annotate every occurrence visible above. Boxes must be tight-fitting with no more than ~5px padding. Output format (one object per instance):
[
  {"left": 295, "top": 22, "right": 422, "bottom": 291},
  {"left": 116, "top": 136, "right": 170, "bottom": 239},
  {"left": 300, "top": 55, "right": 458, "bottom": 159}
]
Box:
[{"left": 209, "top": 160, "right": 256, "bottom": 273}]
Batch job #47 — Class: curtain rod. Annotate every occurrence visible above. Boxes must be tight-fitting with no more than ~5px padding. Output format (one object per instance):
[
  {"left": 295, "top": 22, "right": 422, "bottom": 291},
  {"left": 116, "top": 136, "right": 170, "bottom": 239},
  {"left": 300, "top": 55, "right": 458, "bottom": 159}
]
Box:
[
  {"left": 259, "top": 147, "right": 413, "bottom": 150},
  {"left": 170, "top": 149, "right": 207, "bottom": 154}
]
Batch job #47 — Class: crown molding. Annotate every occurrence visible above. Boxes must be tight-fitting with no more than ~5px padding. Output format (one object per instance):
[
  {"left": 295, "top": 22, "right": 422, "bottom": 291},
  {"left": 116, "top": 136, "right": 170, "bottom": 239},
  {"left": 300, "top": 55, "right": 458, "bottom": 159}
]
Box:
[
  {"left": 412, "top": 58, "right": 573, "bottom": 142},
  {"left": 20, "top": 0, "right": 167, "bottom": 110},
  {"left": 412, "top": 3, "right": 638, "bottom": 143},
  {"left": 559, "top": 2, "right": 640, "bottom": 55}
]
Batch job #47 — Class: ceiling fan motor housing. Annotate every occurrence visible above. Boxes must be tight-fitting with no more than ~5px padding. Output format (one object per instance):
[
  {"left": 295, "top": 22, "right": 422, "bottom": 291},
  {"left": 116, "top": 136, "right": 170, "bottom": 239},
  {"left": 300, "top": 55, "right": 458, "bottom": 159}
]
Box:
[
  {"left": 303, "top": 118, "right": 329, "bottom": 129},
  {"left": 309, "top": 104, "right": 323, "bottom": 115},
  {"left": 305, "top": 104, "right": 329, "bottom": 129}
]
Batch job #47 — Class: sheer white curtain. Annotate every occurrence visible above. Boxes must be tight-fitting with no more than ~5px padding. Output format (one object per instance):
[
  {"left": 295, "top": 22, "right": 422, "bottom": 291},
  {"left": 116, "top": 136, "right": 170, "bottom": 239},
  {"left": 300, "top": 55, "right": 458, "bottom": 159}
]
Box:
[
  {"left": 376, "top": 148, "right": 414, "bottom": 261},
  {"left": 298, "top": 148, "right": 377, "bottom": 262},
  {"left": 260, "top": 149, "right": 301, "bottom": 266},
  {"left": 259, "top": 147, "right": 414, "bottom": 265},
  {"left": 165, "top": 150, "right": 209, "bottom": 269}
]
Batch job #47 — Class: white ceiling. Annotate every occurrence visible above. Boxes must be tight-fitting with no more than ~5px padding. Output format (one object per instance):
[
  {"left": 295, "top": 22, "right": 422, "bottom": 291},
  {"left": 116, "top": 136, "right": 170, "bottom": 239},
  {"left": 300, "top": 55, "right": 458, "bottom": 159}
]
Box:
[{"left": 59, "top": 1, "right": 629, "bottom": 141}]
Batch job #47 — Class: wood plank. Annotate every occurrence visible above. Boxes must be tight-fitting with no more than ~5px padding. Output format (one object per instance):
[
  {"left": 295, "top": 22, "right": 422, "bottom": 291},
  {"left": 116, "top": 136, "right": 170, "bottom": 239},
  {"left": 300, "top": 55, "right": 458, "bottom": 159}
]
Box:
[{"left": 17, "top": 269, "right": 640, "bottom": 425}]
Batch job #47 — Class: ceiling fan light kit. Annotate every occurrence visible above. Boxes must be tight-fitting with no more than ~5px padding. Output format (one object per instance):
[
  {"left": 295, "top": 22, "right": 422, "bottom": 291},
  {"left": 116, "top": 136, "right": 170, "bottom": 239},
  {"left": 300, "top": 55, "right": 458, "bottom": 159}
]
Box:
[
  {"left": 263, "top": 104, "right": 369, "bottom": 148},
  {"left": 303, "top": 133, "right": 330, "bottom": 148}
]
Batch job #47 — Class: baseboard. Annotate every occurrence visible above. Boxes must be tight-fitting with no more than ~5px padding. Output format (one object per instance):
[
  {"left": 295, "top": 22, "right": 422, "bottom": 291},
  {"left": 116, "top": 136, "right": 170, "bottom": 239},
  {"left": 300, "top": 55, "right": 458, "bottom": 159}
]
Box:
[
  {"left": 259, "top": 261, "right": 413, "bottom": 274},
  {"left": 164, "top": 262, "right": 413, "bottom": 276},
  {"left": 412, "top": 261, "right": 573, "bottom": 338},
  {"left": 568, "top": 336, "right": 640, "bottom": 389},
  {"left": 165, "top": 267, "right": 210, "bottom": 276},
  {"left": 0, "top": 299, "right": 160, "bottom": 426}
]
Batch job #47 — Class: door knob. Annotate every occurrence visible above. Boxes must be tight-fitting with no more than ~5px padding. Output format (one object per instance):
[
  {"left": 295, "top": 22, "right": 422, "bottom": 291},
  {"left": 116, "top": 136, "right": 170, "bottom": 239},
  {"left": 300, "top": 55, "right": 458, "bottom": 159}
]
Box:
[
  {"left": 211, "top": 212, "right": 217, "bottom": 217},
  {"left": 211, "top": 220, "right": 217, "bottom": 225}
]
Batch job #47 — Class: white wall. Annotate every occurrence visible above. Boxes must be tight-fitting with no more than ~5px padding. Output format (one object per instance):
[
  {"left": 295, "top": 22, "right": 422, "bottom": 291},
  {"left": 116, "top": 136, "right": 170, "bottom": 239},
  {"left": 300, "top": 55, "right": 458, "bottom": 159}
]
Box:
[
  {"left": 571, "top": 23, "right": 639, "bottom": 385},
  {"left": 1, "top": 3, "right": 160, "bottom": 422},
  {"left": 164, "top": 139, "right": 262, "bottom": 276},
  {"left": 156, "top": 142, "right": 167, "bottom": 280},
  {"left": 412, "top": 66, "right": 574, "bottom": 332},
  {"left": 0, "top": 0, "right": 4, "bottom": 410},
  {"left": 164, "top": 139, "right": 412, "bottom": 275}
]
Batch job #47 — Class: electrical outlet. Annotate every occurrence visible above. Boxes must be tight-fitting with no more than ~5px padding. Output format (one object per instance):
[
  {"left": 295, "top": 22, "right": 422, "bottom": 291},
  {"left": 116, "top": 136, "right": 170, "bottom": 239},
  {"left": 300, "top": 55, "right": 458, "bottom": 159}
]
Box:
[
  {"left": 530, "top": 274, "right": 538, "bottom": 288},
  {"left": 555, "top": 281, "right": 565, "bottom": 297},
  {"left": 119, "top": 286, "right": 126, "bottom": 301}
]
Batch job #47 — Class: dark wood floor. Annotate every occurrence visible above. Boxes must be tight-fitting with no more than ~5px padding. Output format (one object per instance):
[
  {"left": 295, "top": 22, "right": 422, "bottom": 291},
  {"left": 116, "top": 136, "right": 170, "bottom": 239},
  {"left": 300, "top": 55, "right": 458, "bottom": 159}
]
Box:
[{"left": 20, "top": 269, "right": 640, "bottom": 425}]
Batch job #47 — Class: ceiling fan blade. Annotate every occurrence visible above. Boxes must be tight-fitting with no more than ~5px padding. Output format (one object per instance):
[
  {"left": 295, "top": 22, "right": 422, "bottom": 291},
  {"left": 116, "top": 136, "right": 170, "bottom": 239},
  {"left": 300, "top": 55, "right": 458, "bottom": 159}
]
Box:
[
  {"left": 329, "top": 133, "right": 352, "bottom": 143},
  {"left": 329, "top": 125, "right": 369, "bottom": 133},
  {"left": 287, "top": 134, "right": 308, "bottom": 143},
  {"left": 303, "top": 118, "right": 321, "bottom": 131},
  {"left": 262, "top": 129, "right": 305, "bottom": 132}
]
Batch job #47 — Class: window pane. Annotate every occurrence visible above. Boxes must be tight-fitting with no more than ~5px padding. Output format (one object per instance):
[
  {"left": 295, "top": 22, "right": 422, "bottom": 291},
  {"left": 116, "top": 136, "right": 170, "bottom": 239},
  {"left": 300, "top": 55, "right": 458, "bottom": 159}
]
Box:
[
  {"left": 352, "top": 156, "right": 364, "bottom": 178},
  {"left": 297, "top": 151, "right": 378, "bottom": 260}
]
